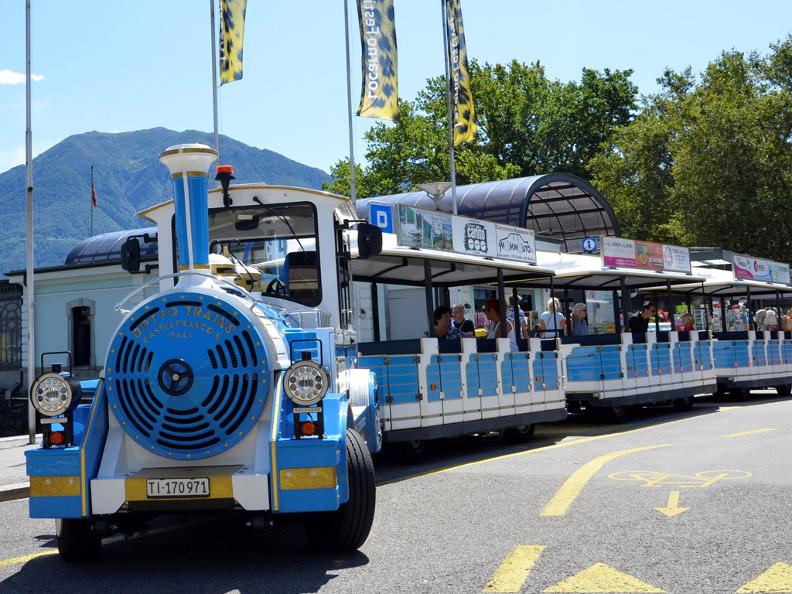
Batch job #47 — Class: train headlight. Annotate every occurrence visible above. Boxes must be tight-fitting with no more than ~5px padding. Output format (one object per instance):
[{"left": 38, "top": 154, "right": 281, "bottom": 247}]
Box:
[
  {"left": 283, "top": 360, "right": 329, "bottom": 407},
  {"left": 30, "top": 373, "right": 73, "bottom": 417}
]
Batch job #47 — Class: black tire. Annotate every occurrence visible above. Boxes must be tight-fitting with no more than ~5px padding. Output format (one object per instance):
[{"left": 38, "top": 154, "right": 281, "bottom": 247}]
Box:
[
  {"left": 776, "top": 384, "right": 792, "bottom": 397},
  {"left": 731, "top": 388, "right": 750, "bottom": 401},
  {"left": 672, "top": 396, "right": 694, "bottom": 411},
  {"left": 593, "top": 405, "right": 628, "bottom": 423},
  {"left": 394, "top": 439, "right": 430, "bottom": 464},
  {"left": 503, "top": 424, "right": 536, "bottom": 443},
  {"left": 56, "top": 519, "right": 100, "bottom": 562},
  {"left": 306, "top": 429, "right": 375, "bottom": 552}
]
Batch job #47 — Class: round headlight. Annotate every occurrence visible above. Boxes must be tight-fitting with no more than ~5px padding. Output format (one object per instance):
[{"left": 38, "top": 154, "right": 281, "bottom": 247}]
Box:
[
  {"left": 30, "top": 373, "right": 73, "bottom": 417},
  {"left": 283, "top": 360, "right": 329, "bottom": 407}
]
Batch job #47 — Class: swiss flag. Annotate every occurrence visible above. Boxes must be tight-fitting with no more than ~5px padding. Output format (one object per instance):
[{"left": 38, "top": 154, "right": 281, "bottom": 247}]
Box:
[{"left": 91, "top": 178, "right": 97, "bottom": 207}]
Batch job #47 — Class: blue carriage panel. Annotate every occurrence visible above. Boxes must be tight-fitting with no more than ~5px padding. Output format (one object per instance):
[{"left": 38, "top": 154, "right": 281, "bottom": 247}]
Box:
[
  {"left": 466, "top": 356, "right": 480, "bottom": 397},
  {"left": 783, "top": 340, "right": 792, "bottom": 365},
  {"left": 734, "top": 341, "right": 750, "bottom": 368},
  {"left": 695, "top": 341, "right": 713, "bottom": 370},
  {"left": 751, "top": 342, "right": 767, "bottom": 367},
  {"left": 651, "top": 344, "right": 672, "bottom": 375},
  {"left": 541, "top": 352, "right": 560, "bottom": 390},
  {"left": 384, "top": 355, "right": 422, "bottom": 404},
  {"left": 501, "top": 354, "right": 515, "bottom": 392},
  {"left": 478, "top": 354, "right": 499, "bottom": 397},
  {"left": 510, "top": 353, "right": 532, "bottom": 393},
  {"left": 566, "top": 347, "right": 599, "bottom": 382},
  {"left": 626, "top": 344, "right": 649, "bottom": 378},
  {"left": 438, "top": 355, "right": 463, "bottom": 400},
  {"left": 533, "top": 352, "right": 546, "bottom": 392},
  {"left": 426, "top": 355, "right": 443, "bottom": 403},
  {"left": 768, "top": 342, "right": 781, "bottom": 366},
  {"left": 674, "top": 344, "right": 693, "bottom": 373},
  {"left": 359, "top": 356, "right": 390, "bottom": 406},
  {"left": 713, "top": 341, "right": 736, "bottom": 369},
  {"left": 599, "top": 346, "right": 622, "bottom": 381}
]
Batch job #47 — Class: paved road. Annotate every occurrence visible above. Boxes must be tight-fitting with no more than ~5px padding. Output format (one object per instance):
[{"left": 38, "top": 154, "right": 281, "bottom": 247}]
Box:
[{"left": 1, "top": 392, "right": 790, "bottom": 593}]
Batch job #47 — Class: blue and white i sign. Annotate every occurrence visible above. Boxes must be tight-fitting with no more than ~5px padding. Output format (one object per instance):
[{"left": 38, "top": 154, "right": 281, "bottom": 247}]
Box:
[
  {"left": 368, "top": 203, "right": 394, "bottom": 234},
  {"left": 582, "top": 237, "right": 598, "bottom": 254}
]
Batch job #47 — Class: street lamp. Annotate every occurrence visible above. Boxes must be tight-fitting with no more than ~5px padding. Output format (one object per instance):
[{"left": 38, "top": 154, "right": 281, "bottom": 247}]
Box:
[{"left": 420, "top": 182, "right": 452, "bottom": 211}]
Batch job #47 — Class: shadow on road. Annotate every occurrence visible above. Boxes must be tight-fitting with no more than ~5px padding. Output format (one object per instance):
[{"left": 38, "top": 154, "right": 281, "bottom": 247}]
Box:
[{"left": 0, "top": 517, "right": 368, "bottom": 594}]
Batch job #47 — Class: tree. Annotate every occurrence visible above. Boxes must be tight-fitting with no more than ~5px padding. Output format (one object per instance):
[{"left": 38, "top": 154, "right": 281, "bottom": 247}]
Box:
[{"left": 324, "top": 60, "right": 637, "bottom": 198}]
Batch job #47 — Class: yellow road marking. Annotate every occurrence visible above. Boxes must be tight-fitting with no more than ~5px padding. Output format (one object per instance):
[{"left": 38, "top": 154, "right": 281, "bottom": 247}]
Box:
[
  {"left": 654, "top": 491, "right": 689, "bottom": 517},
  {"left": 483, "top": 545, "right": 544, "bottom": 593},
  {"left": 540, "top": 444, "right": 671, "bottom": 517},
  {"left": 721, "top": 428, "right": 778, "bottom": 439},
  {"left": 608, "top": 469, "right": 751, "bottom": 489},
  {"left": 0, "top": 550, "right": 57, "bottom": 569},
  {"left": 736, "top": 562, "right": 792, "bottom": 592},
  {"left": 544, "top": 563, "right": 665, "bottom": 593}
]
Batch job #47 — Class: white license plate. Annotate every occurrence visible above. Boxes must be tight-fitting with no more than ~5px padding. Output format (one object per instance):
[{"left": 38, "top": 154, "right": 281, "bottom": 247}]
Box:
[{"left": 146, "top": 478, "right": 210, "bottom": 498}]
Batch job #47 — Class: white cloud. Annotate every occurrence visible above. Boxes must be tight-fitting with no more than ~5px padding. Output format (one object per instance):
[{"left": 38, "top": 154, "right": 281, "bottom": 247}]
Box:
[{"left": 0, "top": 69, "right": 44, "bottom": 85}]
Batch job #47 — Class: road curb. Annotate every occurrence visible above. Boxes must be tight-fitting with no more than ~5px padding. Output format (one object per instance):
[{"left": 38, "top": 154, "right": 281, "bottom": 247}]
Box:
[{"left": 0, "top": 482, "right": 29, "bottom": 502}]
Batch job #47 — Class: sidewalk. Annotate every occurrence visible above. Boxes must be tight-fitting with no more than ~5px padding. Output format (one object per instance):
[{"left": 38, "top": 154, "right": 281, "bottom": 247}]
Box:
[{"left": 0, "top": 434, "right": 37, "bottom": 501}]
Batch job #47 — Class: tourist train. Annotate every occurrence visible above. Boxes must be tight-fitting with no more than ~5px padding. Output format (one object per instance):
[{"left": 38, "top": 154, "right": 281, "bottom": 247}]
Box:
[{"left": 25, "top": 144, "right": 792, "bottom": 560}]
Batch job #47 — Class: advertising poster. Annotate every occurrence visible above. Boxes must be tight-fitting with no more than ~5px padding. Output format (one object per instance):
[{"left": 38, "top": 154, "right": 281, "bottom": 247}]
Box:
[
  {"left": 663, "top": 245, "right": 692, "bottom": 273},
  {"left": 495, "top": 225, "right": 536, "bottom": 264},
  {"left": 634, "top": 240, "right": 664, "bottom": 271},
  {"left": 419, "top": 210, "right": 453, "bottom": 251},
  {"left": 396, "top": 204, "right": 423, "bottom": 248},
  {"left": 452, "top": 216, "right": 496, "bottom": 257},
  {"left": 602, "top": 237, "right": 636, "bottom": 268},
  {"left": 733, "top": 255, "right": 791, "bottom": 285}
]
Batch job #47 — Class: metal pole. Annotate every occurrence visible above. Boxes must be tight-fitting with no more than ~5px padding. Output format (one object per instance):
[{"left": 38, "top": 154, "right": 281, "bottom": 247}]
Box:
[
  {"left": 25, "top": 0, "right": 36, "bottom": 444},
  {"left": 720, "top": 297, "right": 727, "bottom": 332},
  {"left": 747, "top": 286, "right": 754, "bottom": 331},
  {"left": 620, "top": 277, "right": 631, "bottom": 333},
  {"left": 512, "top": 287, "right": 521, "bottom": 340},
  {"left": 563, "top": 288, "right": 571, "bottom": 337},
  {"left": 496, "top": 269, "right": 506, "bottom": 338},
  {"left": 702, "top": 283, "right": 709, "bottom": 332},
  {"left": 424, "top": 260, "right": 434, "bottom": 337},
  {"left": 210, "top": 0, "right": 220, "bottom": 160},
  {"left": 343, "top": 0, "right": 358, "bottom": 201},
  {"left": 371, "top": 283, "right": 380, "bottom": 341},
  {"left": 652, "top": 291, "right": 660, "bottom": 333},
  {"left": 613, "top": 289, "right": 621, "bottom": 334},
  {"left": 441, "top": 0, "right": 457, "bottom": 214},
  {"left": 666, "top": 281, "right": 675, "bottom": 331},
  {"left": 549, "top": 276, "right": 557, "bottom": 338}
]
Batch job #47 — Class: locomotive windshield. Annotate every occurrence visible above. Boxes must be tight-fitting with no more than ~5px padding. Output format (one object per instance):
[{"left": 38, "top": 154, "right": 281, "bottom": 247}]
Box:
[{"left": 208, "top": 202, "right": 321, "bottom": 306}]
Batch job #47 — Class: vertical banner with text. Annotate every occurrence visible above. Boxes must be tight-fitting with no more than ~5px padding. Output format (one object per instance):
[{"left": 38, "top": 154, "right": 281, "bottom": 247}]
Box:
[
  {"left": 356, "top": 0, "right": 399, "bottom": 120},
  {"left": 445, "top": 0, "right": 476, "bottom": 144},
  {"left": 219, "top": 0, "right": 248, "bottom": 84}
]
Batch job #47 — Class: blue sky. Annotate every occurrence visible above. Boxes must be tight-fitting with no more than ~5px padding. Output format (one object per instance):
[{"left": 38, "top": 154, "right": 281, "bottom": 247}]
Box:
[{"left": 1, "top": 0, "right": 791, "bottom": 175}]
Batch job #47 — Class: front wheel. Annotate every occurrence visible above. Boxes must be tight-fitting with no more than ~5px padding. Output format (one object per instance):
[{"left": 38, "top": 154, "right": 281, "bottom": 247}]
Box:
[
  {"left": 306, "top": 429, "right": 375, "bottom": 552},
  {"left": 56, "top": 519, "right": 101, "bottom": 562}
]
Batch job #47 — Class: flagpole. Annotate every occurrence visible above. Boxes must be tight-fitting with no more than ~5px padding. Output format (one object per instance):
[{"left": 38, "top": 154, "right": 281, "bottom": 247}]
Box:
[
  {"left": 90, "top": 165, "right": 94, "bottom": 237},
  {"left": 343, "top": 0, "right": 358, "bottom": 202},
  {"left": 25, "top": 0, "right": 36, "bottom": 444},
  {"left": 210, "top": 0, "right": 221, "bottom": 161},
  {"left": 441, "top": 0, "right": 458, "bottom": 215}
]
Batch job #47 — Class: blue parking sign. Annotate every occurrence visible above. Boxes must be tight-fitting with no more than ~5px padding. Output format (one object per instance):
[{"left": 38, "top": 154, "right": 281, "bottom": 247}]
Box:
[{"left": 369, "top": 203, "right": 394, "bottom": 234}]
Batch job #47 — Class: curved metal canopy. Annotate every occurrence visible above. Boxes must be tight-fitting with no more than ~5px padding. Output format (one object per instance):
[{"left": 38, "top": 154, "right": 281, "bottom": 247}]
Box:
[
  {"left": 65, "top": 227, "right": 158, "bottom": 267},
  {"left": 356, "top": 174, "right": 619, "bottom": 253}
]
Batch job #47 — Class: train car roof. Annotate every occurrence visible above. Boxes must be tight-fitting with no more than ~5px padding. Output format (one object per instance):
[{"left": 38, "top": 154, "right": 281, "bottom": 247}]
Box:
[{"left": 350, "top": 233, "right": 555, "bottom": 287}]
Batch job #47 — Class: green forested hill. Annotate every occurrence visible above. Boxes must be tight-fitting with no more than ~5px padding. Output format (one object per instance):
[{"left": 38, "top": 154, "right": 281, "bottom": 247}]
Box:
[{"left": 0, "top": 128, "right": 331, "bottom": 273}]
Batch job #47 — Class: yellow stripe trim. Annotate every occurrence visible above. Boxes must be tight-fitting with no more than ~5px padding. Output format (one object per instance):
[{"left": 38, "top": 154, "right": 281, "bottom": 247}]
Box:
[
  {"left": 178, "top": 264, "right": 211, "bottom": 270},
  {"left": 170, "top": 171, "right": 209, "bottom": 180},
  {"left": 270, "top": 373, "right": 283, "bottom": 511},
  {"left": 279, "top": 467, "right": 337, "bottom": 490},
  {"left": 80, "top": 378, "right": 104, "bottom": 516},
  {"left": 124, "top": 476, "right": 233, "bottom": 502},
  {"left": 30, "top": 476, "right": 81, "bottom": 497}
]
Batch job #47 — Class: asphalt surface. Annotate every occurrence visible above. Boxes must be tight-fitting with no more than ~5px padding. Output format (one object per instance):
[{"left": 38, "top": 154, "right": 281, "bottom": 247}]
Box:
[{"left": 1, "top": 391, "right": 790, "bottom": 593}]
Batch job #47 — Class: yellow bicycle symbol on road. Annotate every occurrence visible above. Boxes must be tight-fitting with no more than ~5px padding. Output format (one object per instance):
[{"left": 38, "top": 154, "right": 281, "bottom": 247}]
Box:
[{"left": 608, "top": 469, "right": 751, "bottom": 488}]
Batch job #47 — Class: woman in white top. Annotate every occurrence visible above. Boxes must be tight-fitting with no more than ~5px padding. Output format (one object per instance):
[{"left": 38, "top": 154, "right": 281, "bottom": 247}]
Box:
[
  {"left": 540, "top": 297, "right": 566, "bottom": 338},
  {"left": 484, "top": 298, "right": 518, "bottom": 352}
]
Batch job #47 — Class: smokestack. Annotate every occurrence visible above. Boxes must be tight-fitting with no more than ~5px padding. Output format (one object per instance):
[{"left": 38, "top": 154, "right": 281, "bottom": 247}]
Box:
[{"left": 158, "top": 144, "right": 217, "bottom": 281}]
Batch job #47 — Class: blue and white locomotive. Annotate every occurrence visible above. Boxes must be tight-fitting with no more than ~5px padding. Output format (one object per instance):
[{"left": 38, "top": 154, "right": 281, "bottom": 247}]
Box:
[{"left": 26, "top": 144, "right": 380, "bottom": 560}]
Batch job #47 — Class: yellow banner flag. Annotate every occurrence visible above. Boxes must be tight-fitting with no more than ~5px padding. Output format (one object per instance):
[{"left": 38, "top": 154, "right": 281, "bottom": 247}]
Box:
[
  {"left": 220, "top": 0, "right": 247, "bottom": 85},
  {"left": 445, "top": 0, "right": 476, "bottom": 144},
  {"left": 356, "top": 0, "right": 399, "bottom": 120}
]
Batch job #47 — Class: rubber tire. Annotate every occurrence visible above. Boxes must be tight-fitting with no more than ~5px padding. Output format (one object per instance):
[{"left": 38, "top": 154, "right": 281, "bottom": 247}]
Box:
[
  {"left": 731, "top": 388, "right": 750, "bottom": 401},
  {"left": 593, "top": 405, "right": 628, "bottom": 423},
  {"left": 306, "top": 429, "right": 376, "bottom": 552},
  {"left": 776, "top": 384, "right": 792, "bottom": 397},
  {"left": 394, "top": 439, "right": 430, "bottom": 464},
  {"left": 503, "top": 424, "right": 536, "bottom": 443},
  {"left": 672, "top": 396, "right": 694, "bottom": 411},
  {"left": 56, "top": 519, "right": 101, "bottom": 562}
]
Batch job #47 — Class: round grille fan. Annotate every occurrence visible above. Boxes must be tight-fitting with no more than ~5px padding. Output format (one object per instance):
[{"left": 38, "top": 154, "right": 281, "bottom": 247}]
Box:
[{"left": 105, "top": 291, "right": 270, "bottom": 460}]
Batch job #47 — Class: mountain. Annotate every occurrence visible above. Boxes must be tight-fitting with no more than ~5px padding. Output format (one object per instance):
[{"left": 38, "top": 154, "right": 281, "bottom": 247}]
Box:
[{"left": 0, "top": 128, "right": 332, "bottom": 274}]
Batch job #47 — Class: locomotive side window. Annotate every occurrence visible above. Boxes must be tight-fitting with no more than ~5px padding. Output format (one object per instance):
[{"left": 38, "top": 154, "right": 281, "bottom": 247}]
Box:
[{"left": 207, "top": 203, "right": 322, "bottom": 307}]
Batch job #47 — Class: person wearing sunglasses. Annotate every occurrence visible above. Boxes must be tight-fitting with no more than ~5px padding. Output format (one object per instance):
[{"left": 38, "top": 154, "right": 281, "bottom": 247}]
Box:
[{"left": 628, "top": 302, "right": 657, "bottom": 333}]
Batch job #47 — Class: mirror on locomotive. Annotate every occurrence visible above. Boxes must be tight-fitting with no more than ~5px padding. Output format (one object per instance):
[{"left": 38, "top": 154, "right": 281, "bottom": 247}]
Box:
[
  {"left": 120, "top": 237, "right": 141, "bottom": 273},
  {"left": 356, "top": 222, "right": 382, "bottom": 259}
]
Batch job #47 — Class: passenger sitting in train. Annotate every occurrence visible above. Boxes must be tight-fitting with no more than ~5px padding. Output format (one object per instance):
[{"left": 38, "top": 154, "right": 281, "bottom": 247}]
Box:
[
  {"left": 484, "top": 298, "right": 518, "bottom": 351},
  {"left": 765, "top": 308, "right": 779, "bottom": 331},
  {"left": 433, "top": 305, "right": 453, "bottom": 339},
  {"left": 540, "top": 297, "right": 565, "bottom": 338},
  {"left": 680, "top": 312, "right": 695, "bottom": 332},
  {"left": 451, "top": 304, "right": 475, "bottom": 338},
  {"left": 628, "top": 302, "right": 657, "bottom": 333},
  {"left": 570, "top": 303, "right": 589, "bottom": 336}
]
